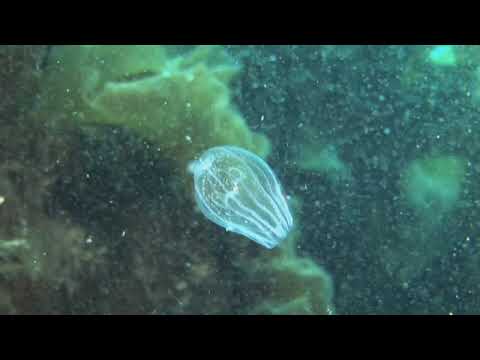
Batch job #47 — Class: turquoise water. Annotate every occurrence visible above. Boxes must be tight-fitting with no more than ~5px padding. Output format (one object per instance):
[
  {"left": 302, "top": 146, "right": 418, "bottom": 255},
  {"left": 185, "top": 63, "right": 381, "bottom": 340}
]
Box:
[{"left": 0, "top": 45, "right": 479, "bottom": 314}]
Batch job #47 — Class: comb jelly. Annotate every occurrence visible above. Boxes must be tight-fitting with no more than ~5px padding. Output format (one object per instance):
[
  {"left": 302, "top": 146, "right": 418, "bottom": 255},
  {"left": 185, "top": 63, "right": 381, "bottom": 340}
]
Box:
[{"left": 188, "top": 145, "right": 293, "bottom": 249}]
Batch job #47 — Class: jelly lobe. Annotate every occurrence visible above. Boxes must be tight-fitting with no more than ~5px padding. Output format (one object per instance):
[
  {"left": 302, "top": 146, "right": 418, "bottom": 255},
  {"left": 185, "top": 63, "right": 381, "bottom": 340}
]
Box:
[{"left": 189, "top": 146, "right": 293, "bottom": 249}]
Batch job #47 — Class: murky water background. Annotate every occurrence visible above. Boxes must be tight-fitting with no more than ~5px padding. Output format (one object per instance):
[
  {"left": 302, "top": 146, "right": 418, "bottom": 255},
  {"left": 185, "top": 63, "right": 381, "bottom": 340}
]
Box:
[{"left": 1, "top": 45, "right": 478, "bottom": 314}]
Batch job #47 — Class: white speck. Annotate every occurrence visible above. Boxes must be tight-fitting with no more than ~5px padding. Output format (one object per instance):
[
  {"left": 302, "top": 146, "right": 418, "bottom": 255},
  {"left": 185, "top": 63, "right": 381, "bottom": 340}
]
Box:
[
  {"left": 186, "top": 102, "right": 191, "bottom": 108},
  {"left": 263, "top": 83, "right": 267, "bottom": 88},
  {"left": 86, "top": 236, "right": 93, "bottom": 244},
  {"left": 121, "top": 230, "right": 126, "bottom": 237},
  {"left": 0, "top": 196, "right": 4, "bottom": 205},
  {"left": 66, "top": 88, "right": 70, "bottom": 93},
  {"left": 86, "top": 173, "right": 90, "bottom": 179},
  {"left": 185, "top": 135, "right": 192, "bottom": 143},
  {"left": 260, "top": 115, "right": 265, "bottom": 121},
  {"left": 383, "top": 127, "right": 391, "bottom": 135}
]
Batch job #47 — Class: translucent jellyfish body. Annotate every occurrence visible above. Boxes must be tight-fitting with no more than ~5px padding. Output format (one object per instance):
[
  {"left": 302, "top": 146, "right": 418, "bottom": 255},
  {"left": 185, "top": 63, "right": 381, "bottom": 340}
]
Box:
[{"left": 189, "top": 146, "right": 293, "bottom": 249}]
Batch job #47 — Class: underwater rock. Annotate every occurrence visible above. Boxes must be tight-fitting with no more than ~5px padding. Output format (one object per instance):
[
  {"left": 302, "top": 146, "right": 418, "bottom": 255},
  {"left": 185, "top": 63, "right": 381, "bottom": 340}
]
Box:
[
  {"left": 0, "top": 169, "right": 106, "bottom": 313},
  {"left": 296, "top": 142, "right": 352, "bottom": 184},
  {"left": 402, "top": 155, "right": 466, "bottom": 222},
  {"left": 0, "top": 138, "right": 107, "bottom": 312},
  {"left": 245, "top": 227, "right": 334, "bottom": 315},
  {"left": 428, "top": 45, "right": 457, "bottom": 67},
  {"left": 38, "top": 45, "right": 271, "bottom": 172},
  {"left": 377, "top": 155, "right": 468, "bottom": 285},
  {"left": 0, "top": 64, "right": 107, "bottom": 313}
]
